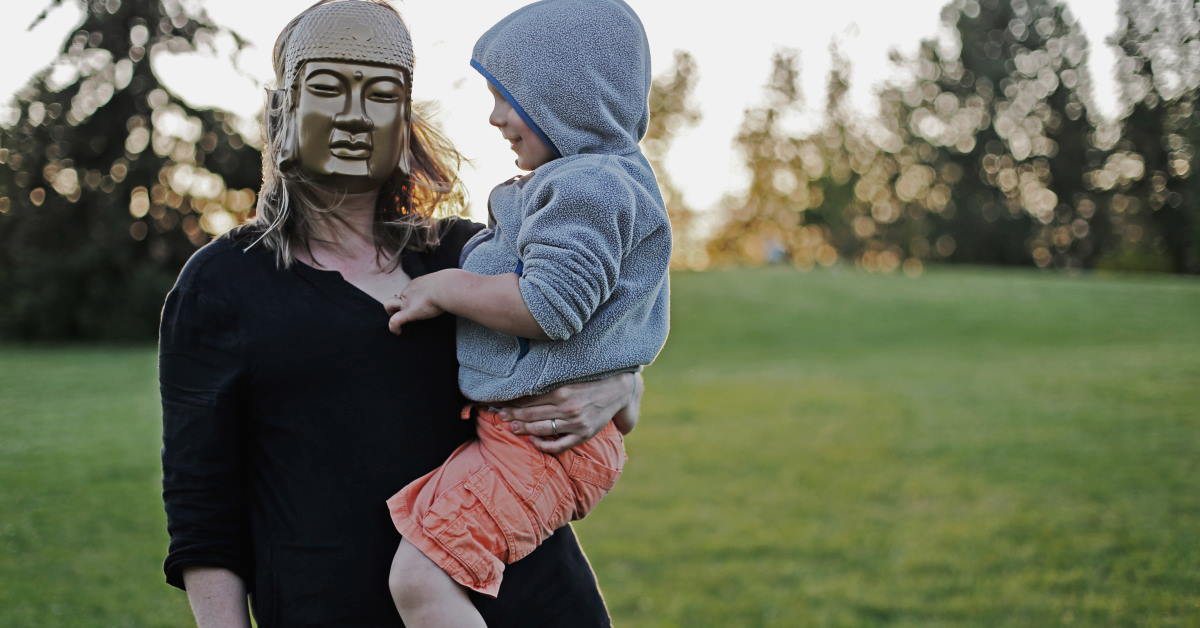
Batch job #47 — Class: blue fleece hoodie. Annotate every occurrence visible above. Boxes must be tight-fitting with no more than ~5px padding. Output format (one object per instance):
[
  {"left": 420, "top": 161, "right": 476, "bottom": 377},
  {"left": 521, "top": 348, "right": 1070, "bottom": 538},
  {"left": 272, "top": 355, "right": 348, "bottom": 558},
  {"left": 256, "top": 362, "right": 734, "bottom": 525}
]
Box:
[{"left": 457, "top": 0, "right": 671, "bottom": 403}]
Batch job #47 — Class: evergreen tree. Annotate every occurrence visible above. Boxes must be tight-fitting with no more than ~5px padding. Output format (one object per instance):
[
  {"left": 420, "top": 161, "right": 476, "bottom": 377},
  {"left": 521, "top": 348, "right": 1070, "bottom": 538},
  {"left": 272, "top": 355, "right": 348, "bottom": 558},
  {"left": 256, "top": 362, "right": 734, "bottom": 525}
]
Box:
[
  {"left": 803, "top": 44, "right": 927, "bottom": 274},
  {"left": 1106, "top": 0, "right": 1200, "bottom": 273},
  {"left": 0, "top": 0, "right": 261, "bottom": 340},
  {"left": 879, "top": 0, "right": 1107, "bottom": 270}
]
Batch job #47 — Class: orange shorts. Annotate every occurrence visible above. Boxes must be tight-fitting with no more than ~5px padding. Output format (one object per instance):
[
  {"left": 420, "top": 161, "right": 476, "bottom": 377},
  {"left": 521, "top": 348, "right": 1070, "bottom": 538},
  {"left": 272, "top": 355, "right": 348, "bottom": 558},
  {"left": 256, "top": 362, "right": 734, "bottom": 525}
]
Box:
[{"left": 386, "top": 406, "right": 626, "bottom": 597}]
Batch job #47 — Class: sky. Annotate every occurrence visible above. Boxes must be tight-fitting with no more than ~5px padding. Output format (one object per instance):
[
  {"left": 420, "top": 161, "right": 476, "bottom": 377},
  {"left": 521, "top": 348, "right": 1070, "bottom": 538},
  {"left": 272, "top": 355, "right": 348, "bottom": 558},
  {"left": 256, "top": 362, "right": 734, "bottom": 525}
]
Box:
[{"left": 0, "top": 0, "right": 1120, "bottom": 221}]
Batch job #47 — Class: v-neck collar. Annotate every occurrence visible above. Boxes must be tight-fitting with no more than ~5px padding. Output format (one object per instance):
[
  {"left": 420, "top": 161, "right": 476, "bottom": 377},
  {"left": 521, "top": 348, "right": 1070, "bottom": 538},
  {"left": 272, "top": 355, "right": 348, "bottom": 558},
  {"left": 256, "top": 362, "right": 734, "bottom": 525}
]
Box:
[{"left": 290, "top": 250, "right": 429, "bottom": 316}]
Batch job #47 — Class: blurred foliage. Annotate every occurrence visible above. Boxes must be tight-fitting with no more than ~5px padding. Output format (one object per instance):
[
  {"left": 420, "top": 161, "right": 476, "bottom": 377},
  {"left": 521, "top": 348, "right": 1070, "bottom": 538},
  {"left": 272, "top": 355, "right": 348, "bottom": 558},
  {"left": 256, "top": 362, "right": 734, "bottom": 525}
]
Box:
[
  {"left": 712, "top": 0, "right": 1200, "bottom": 276},
  {"left": 0, "top": 0, "right": 260, "bottom": 340},
  {"left": 1106, "top": 0, "right": 1200, "bottom": 273},
  {"left": 707, "top": 50, "right": 822, "bottom": 267},
  {"left": 644, "top": 51, "right": 703, "bottom": 269},
  {"left": 884, "top": 0, "right": 1106, "bottom": 271}
]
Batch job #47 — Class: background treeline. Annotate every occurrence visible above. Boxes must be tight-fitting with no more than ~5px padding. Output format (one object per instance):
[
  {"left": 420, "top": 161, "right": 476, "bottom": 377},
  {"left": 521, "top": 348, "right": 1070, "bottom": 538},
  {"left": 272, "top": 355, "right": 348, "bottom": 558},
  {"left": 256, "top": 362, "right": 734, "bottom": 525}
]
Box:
[
  {"left": 700, "top": 0, "right": 1200, "bottom": 276},
  {"left": 1, "top": 0, "right": 1197, "bottom": 340}
]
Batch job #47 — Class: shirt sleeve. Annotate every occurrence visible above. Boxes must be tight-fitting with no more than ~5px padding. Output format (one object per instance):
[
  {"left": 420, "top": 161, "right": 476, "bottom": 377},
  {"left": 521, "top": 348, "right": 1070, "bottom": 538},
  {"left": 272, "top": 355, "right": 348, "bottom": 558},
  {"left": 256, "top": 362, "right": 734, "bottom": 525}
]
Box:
[
  {"left": 515, "top": 167, "right": 636, "bottom": 341},
  {"left": 434, "top": 216, "right": 487, "bottom": 269},
  {"left": 159, "top": 266, "right": 253, "bottom": 591}
]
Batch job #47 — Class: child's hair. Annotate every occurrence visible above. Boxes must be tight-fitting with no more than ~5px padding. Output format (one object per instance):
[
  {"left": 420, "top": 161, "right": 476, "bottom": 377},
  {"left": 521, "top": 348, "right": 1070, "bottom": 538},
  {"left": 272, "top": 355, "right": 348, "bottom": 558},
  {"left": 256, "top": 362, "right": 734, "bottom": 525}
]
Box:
[{"left": 249, "top": 0, "right": 466, "bottom": 269}]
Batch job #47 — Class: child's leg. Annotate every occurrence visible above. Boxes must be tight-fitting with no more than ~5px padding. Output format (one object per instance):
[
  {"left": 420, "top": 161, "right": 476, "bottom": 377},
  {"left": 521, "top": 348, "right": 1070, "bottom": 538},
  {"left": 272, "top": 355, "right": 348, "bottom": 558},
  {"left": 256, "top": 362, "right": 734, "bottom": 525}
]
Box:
[
  {"left": 389, "top": 539, "right": 486, "bottom": 628},
  {"left": 387, "top": 433, "right": 513, "bottom": 599},
  {"left": 385, "top": 408, "right": 622, "bottom": 608}
]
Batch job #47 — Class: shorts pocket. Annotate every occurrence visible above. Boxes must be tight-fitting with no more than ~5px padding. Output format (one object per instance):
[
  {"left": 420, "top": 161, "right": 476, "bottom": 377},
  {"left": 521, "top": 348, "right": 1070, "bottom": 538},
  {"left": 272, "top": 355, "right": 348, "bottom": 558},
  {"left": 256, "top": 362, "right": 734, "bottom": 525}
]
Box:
[
  {"left": 419, "top": 480, "right": 504, "bottom": 587},
  {"left": 418, "top": 479, "right": 478, "bottom": 532},
  {"left": 562, "top": 448, "right": 623, "bottom": 518},
  {"left": 565, "top": 450, "right": 622, "bottom": 491},
  {"left": 564, "top": 426, "right": 625, "bottom": 489},
  {"left": 466, "top": 468, "right": 544, "bottom": 564},
  {"left": 476, "top": 414, "right": 553, "bottom": 499}
]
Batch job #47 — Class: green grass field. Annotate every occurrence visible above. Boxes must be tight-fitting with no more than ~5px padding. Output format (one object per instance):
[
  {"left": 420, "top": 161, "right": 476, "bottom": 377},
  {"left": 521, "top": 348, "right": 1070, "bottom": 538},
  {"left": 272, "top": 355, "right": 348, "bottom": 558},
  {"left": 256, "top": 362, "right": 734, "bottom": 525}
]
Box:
[{"left": 2, "top": 267, "right": 1198, "bottom": 626}]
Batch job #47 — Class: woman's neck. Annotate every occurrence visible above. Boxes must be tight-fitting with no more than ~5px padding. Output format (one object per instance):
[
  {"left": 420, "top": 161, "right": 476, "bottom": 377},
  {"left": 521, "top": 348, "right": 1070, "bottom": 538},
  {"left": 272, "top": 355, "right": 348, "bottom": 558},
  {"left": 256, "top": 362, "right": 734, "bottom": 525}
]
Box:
[{"left": 305, "top": 186, "right": 380, "bottom": 259}]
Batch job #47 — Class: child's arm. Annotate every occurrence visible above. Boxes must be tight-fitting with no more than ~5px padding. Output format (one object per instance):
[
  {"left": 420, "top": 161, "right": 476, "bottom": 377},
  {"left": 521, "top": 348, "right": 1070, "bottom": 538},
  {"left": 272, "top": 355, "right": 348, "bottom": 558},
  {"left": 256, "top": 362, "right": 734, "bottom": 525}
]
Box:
[{"left": 385, "top": 268, "right": 550, "bottom": 340}]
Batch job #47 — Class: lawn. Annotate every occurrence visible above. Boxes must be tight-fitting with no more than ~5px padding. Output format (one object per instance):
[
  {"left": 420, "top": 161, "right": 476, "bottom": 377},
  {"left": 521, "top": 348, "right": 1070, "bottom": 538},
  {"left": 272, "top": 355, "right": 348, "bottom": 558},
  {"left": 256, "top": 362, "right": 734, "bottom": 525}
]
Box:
[{"left": 2, "top": 266, "right": 1198, "bottom": 626}]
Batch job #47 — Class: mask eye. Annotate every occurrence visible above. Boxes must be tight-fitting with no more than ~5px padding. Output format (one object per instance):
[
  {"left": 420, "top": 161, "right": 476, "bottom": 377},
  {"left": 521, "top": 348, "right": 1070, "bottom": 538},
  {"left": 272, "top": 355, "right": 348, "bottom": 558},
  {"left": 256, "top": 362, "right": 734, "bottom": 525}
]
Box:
[
  {"left": 368, "top": 80, "right": 403, "bottom": 103},
  {"left": 369, "top": 90, "right": 401, "bottom": 103},
  {"left": 305, "top": 81, "right": 341, "bottom": 97}
]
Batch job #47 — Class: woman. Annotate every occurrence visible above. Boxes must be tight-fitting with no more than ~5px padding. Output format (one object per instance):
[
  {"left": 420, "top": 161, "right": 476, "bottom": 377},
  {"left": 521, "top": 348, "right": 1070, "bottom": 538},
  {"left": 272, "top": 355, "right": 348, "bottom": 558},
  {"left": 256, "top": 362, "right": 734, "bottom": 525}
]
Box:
[{"left": 159, "top": 1, "right": 640, "bottom": 625}]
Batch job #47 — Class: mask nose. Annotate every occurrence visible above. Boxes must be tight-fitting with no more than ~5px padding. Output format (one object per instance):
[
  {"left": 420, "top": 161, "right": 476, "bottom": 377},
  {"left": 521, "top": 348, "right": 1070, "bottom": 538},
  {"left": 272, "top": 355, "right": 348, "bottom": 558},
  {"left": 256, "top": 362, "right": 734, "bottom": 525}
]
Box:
[{"left": 333, "top": 110, "right": 375, "bottom": 134}]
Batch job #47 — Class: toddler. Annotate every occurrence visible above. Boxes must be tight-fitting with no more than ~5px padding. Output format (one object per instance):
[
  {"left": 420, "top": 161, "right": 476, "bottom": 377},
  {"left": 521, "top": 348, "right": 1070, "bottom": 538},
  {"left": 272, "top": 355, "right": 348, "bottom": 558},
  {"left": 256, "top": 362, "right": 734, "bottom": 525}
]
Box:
[{"left": 383, "top": 1, "right": 670, "bottom": 625}]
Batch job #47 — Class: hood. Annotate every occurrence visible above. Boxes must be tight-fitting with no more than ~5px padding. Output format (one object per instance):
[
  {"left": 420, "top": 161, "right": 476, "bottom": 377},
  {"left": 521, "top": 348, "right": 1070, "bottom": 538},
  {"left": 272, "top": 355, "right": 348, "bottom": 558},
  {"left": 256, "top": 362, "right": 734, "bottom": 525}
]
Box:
[{"left": 471, "top": 0, "right": 652, "bottom": 158}]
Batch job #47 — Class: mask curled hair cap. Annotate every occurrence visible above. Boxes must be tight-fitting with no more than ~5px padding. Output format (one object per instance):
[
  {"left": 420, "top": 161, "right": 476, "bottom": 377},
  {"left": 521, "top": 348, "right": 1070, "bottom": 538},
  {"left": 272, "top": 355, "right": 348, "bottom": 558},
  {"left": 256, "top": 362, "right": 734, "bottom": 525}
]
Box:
[{"left": 281, "top": 1, "right": 415, "bottom": 90}]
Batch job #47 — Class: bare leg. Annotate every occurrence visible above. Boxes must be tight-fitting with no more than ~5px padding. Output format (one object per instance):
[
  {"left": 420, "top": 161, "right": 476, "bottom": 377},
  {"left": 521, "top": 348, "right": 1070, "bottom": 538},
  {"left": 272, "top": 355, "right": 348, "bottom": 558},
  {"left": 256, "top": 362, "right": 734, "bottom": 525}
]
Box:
[{"left": 389, "top": 539, "right": 487, "bottom": 628}]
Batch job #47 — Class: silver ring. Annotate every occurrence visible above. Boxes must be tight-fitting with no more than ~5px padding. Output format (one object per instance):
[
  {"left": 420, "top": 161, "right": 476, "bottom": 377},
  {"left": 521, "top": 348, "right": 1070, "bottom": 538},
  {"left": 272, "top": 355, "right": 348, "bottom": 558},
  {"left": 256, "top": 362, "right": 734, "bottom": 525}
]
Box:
[{"left": 550, "top": 418, "right": 559, "bottom": 435}]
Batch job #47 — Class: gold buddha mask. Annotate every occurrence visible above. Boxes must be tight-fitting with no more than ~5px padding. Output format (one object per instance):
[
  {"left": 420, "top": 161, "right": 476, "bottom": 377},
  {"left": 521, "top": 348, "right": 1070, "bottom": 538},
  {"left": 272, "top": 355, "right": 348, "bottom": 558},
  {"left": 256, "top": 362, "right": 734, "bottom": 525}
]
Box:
[{"left": 271, "top": 1, "right": 415, "bottom": 190}]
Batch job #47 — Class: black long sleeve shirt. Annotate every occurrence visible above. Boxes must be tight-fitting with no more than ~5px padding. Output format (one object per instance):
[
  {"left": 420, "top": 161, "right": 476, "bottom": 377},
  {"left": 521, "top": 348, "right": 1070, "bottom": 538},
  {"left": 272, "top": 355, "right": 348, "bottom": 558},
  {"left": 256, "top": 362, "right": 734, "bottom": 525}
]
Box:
[{"left": 160, "top": 219, "right": 611, "bottom": 627}]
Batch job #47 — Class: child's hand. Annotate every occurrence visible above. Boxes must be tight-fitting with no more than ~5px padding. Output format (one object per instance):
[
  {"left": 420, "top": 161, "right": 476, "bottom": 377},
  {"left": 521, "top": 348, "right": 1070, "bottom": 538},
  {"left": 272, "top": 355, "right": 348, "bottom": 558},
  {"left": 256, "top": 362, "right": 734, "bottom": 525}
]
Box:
[{"left": 385, "top": 273, "right": 447, "bottom": 334}]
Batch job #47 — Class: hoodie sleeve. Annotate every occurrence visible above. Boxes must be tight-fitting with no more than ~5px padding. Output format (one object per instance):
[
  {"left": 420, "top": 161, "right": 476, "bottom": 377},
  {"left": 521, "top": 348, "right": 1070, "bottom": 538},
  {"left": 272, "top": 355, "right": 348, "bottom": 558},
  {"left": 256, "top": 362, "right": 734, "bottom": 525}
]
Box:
[{"left": 516, "top": 164, "right": 637, "bottom": 341}]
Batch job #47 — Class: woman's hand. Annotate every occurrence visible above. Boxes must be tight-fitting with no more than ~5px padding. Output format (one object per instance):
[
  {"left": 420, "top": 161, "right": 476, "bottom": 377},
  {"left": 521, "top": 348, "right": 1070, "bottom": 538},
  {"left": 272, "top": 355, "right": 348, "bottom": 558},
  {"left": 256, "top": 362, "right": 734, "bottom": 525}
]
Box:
[
  {"left": 499, "top": 372, "right": 642, "bottom": 454},
  {"left": 612, "top": 372, "right": 643, "bottom": 436}
]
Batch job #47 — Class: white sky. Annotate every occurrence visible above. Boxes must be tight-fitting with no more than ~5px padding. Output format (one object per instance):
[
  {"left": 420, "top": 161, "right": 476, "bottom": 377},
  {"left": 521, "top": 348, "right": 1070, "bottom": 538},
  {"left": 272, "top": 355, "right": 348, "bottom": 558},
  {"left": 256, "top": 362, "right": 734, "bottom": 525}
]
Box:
[{"left": 0, "top": 0, "right": 1119, "bottom": 220}]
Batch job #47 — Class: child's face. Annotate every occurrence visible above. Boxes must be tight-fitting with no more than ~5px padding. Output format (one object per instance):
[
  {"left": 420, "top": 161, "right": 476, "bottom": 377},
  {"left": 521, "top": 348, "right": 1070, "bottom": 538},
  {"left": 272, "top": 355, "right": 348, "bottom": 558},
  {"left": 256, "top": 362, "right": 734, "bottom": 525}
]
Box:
[{"left": 487, "top": 82, "right": 556, "bottom": 171}]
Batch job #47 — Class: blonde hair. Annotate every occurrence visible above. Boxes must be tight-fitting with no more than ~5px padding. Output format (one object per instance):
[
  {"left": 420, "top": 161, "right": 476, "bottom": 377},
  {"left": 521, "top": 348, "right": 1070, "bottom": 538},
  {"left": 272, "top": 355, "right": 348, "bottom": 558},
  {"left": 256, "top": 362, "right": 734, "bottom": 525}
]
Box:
[{"left": 248, "top": 0, "right": 466, "bottom": 269}]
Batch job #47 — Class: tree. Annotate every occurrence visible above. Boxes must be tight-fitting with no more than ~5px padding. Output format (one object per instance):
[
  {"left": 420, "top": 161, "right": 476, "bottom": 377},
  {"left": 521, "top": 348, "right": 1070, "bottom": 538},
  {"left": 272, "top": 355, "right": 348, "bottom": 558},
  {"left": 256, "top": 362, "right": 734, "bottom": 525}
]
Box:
[
  {"left": 707, "top": 51, "right": 839, "bottom": 267},
  {"left": 802, "top": 43, "right": 929, "bottom": 274},
  {"left": 1103, "top": 0, "right": 1200, "bottom": 273},
  {"left": 643, "top": 51, "right": 704, "bottom": 269},
  {"left": 802, "top": 43, "right": 866, "bottom": 264},
  {"left": 0, "top": 0, "right": 261, "bottom": 340},
  {"left": 708, "top": 0, "right": 1111, "bottom": 274},
  {"left": 876, "top": 0, "right": 1108, "bottom": 270}
]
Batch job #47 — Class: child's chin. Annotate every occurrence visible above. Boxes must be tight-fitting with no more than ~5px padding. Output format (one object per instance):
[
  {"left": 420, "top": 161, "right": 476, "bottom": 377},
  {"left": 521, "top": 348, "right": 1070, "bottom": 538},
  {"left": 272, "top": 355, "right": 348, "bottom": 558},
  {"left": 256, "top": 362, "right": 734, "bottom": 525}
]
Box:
[{"left": 517, "top": 156, "right": 552, "bottom": 171}]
